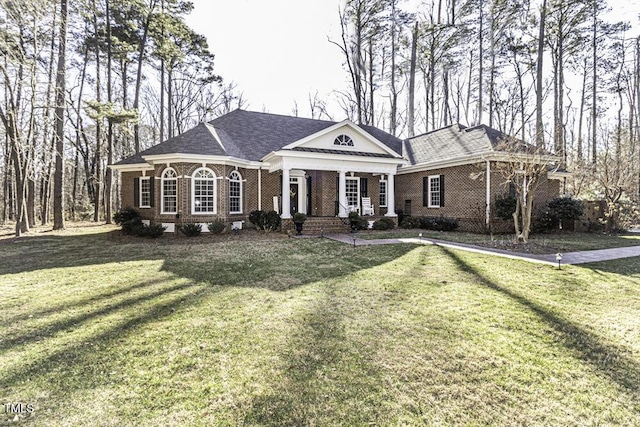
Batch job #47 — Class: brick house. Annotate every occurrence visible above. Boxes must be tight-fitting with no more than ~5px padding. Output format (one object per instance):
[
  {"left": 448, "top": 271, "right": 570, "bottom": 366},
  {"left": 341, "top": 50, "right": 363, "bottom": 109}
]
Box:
[
  {"left": 111, "top": 110, "right": 565, "bottom": 233},
  {"left": 399, "top": 124, "right": 568, "bottom": 231}
]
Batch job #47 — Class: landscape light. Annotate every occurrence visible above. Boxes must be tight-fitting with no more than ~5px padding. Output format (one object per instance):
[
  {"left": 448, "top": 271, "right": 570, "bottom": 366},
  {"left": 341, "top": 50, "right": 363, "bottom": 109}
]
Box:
[{"left": 556, "top": 253, "right": 563, "bottom": 270}]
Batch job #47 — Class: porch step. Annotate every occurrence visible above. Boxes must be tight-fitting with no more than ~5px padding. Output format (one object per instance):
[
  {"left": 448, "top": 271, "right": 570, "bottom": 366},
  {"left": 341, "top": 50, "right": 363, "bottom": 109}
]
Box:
[
  {"left": 284, "top": 216, "right": 391, "bottom": 235},
  {"left": 284, "top": 216, "right": 349, "bottom": 235}
]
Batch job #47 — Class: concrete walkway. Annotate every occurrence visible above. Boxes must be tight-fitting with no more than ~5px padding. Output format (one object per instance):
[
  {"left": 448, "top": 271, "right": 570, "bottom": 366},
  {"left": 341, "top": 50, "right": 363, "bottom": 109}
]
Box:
[{"left": 324, "top": 233, "right": 640, "bottom": 266}]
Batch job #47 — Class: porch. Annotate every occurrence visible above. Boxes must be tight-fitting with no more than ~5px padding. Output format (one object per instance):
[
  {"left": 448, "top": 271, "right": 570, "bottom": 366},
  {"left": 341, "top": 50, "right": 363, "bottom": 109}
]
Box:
[{"left": 282, "top": 214, "right": 397, "bottom": 236}]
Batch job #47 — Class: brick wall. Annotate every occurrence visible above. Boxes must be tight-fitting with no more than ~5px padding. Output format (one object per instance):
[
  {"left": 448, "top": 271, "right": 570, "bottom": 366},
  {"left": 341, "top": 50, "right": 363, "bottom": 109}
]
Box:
[{"left": 395, "top": 162, "right": 562, "bottom": 232}]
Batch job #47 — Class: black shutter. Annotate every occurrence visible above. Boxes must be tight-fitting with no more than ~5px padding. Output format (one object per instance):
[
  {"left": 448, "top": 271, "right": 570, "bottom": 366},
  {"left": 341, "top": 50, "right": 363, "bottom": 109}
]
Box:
[
  {"left": 133, "top": 177, "right": 140, "bottom": 207},
  {"left": 279, "top": 174, "right": 283, "bottom": 213},
  {"left": 422, "top": 177, "right": 428, "bottom": 207},
  {"left": 335, "top": 175, "right": 339, "bottom": 216},
  {"left": 360, "top": 177, "right": 368, "bottom": 198},
  {"left": 306, "top": 175, "right": 312, "bottom": 215},
  {"left": 439, "top": 175, "right": 445, "bottom": 207},
  {"left": 149, "top": 177, "right": 155, "bottom": 208}
]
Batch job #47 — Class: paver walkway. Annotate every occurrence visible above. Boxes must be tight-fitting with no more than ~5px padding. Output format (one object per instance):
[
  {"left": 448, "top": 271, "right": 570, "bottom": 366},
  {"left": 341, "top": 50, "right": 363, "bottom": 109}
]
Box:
[{"left": 324, "top": 233, "right": 640, "bottom": 266}]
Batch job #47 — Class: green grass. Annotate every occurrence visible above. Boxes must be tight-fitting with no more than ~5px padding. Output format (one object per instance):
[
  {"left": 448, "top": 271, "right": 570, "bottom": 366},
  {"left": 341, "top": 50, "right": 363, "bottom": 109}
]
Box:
[
  {"left": 357, "top": 228, "right": 640, "bottom": 254},
  {"left": 1, "top": 224, "right": 640, "bottom": 425}
]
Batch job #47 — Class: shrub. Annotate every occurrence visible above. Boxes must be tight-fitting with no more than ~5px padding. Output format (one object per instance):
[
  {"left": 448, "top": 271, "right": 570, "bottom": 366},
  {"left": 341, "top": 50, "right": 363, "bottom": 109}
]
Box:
[
  {"left": 264, "top": 211, "right": 281, "bottom": 231},
  {"left": 178, "top": 222, "right": 202, "bottom": 237},
  {"left": 249, "top": 210, "right": 266, "bottom": 229},
  {"left": 495, "top": 194, "right": 517, "bottom": 221},
  {"left": 400, "top": 216, "right": 421, "bottom": 229},
  {"left": 113, "top": 207, "right": 143, "bottom": 235},
  {"left": 112, "top": 207, "right": 165, "bottom": 237},
  {"left": 249, "top": 210, "right": 281, "bottom": 231},
  {"left": 348, "top": 212, "right": 368, "bottom": 231},
  {"left": 538, "top": 197, "right": 585, "bottom": 231},
  {"left": 293, "top": 212, "right": 307, "bottom": 223},
  {"left": 206, "top": 219, "right": 226, "bottom": 235},
  {"left": 373, "top": 217, "right": 395, "bottom": 230},
  {"left": 138, "top": 223, "right": 166, "bottom": 238},
  {"left": 420, "top": 216, "right": 459, "bottom": 231}
]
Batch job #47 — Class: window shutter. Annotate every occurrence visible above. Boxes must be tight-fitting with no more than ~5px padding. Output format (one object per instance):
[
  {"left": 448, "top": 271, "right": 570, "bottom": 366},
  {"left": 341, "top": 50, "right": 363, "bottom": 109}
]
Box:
[
  {"left": 149, "top": 177, "right": 155, "bottom": 207},
  {"left": 439, "top": 175, "right": 445, "bottom": 207},
  {"left": 335, "top": 175, "right": 339, "bottom": 216},
  {"left": 422, "top": 177, "right": 428, "bottom": 207},
  {"left": 133, "top": 177, "right": 140, "bottom": 207},
  {"left": 360, "top": 177, "right": 368, "bottom": 198},
  {"left": 307, "top": 175, "right": 312, "bottom": 215}
]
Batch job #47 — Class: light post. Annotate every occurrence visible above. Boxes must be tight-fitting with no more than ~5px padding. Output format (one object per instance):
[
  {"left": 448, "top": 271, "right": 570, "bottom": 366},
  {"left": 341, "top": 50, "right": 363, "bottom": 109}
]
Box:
[{"left": 556, "top": 253, "right": 563, "bottom": 270}]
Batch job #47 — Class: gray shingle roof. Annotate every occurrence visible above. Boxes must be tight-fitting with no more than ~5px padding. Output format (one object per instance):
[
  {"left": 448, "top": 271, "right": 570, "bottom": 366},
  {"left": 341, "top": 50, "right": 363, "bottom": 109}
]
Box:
[
  {"left": 404, "top": 124, "right": 513, "bottom": 165},
  {"left": 114, "top": 109, "right": 404, "bottom": 166}
]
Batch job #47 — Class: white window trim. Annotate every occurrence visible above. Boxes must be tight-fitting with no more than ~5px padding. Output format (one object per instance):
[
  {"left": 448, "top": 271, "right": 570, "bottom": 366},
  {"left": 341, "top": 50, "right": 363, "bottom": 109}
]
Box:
[
  {"left": 228, "top": 170, "right": 243, "bottom": 214},
  {"left": 139, "top": 176, "right": 151, "bottom": 208},
  {"left": 428, "top": 175, "right": 441, "bottom": 208},
  {"left": 333, "top": 134, "right": 354, "bottom": 147},
  {"left": 191, "top": 167, "right": 217, "bottom": 215},
  {"left": 379, "top": 179, "right": 387, "bottom": 207},
  {"left": 161, "top": 167, "right": 178, "bottom": 214}
]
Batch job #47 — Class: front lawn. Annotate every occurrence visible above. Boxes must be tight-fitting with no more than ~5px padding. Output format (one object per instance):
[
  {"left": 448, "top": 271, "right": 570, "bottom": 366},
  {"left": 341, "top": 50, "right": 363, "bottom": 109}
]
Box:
[
  {"left": 1, "top": 224, "right": 639, "bottom": 425},
  {"left": 357, "top": 228, "right": 640, "bottom": 254}
]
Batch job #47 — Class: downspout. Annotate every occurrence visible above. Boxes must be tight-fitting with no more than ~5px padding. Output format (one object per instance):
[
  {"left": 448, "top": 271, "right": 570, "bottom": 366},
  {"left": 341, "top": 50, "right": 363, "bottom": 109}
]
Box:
[
  {"left": 258, "top": 167, "right": 262, "bottom": 211},
  {"left": 485, "top": 160, "right": 491, "bottom": 227}
]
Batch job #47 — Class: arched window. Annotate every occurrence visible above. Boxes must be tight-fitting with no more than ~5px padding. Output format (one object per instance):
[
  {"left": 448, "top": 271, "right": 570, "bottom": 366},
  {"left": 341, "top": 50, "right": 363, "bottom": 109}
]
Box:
[
  {"left": 161, "top": 168, "right": 177, "bottom": 214},
  {"left": 228, "top": 170, "right": 243, "bottom": 214},
  {"left": 192, "top": 167, "right": 216, "bottom": 214},
  {"left": 333, "top": 134, "right": 354, "bottom": 146}
]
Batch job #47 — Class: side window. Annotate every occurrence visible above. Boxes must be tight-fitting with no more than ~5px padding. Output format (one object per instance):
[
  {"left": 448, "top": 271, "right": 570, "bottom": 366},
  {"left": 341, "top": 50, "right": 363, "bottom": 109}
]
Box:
[
  {"left": 229, "top": 170, "right": 243, "bottom": 214},
  {"left": 139, "top": 177, "right": 151, "bottom": 208},
  {"left": 161, "top": 168, "right": 178, "bottom": 214},
  {"left": 192, "top": 167, "right": 217, "bottom": 214}
]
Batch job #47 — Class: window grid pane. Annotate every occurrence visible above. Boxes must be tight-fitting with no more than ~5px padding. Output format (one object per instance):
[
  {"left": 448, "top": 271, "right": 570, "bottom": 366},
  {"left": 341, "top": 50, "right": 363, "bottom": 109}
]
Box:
[
  {"left": 430, "top": 177, "right": 440, "bottom": 207},
  {"left": 163, "top": 179, "right": 177, "bottom": 213},
  {"left": 346, "top": 179, "right": 359, "bottom": 207},
  {"left": 194, "top": 179, "right": 215, "bottom": 213},
  {"left": 229, "top": 179, "right": 241, "bottom": 213},
  {"left": 140, "top": 178, "right": 150, "bottom": 207},
  {"left": 379, "top": 181, "right": 387, "bottom": 207}
]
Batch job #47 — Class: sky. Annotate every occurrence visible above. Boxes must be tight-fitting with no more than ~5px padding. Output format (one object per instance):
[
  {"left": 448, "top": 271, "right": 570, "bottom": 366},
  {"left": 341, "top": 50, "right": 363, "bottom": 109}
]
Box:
[
  {"left": 185, "top": 0, "right": 640, "bottom": 122},
  {"left": 185, "top": 0, "right": 348, "bottom": 118}
]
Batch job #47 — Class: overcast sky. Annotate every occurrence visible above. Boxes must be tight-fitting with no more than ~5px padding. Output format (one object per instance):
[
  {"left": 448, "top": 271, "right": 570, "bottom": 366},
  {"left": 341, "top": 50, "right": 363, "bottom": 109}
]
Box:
[
  {"left": 185, "top": 0, "right": 640, "bottom": 122},
  {"left": 185, "top": 0, "right": 347, "bottom": 118}
]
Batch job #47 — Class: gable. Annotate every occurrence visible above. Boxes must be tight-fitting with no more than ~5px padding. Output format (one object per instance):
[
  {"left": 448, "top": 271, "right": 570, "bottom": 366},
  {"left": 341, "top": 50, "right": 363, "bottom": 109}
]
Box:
[{"left": 282, "top": 121, "right": 402, "bottom": 158}]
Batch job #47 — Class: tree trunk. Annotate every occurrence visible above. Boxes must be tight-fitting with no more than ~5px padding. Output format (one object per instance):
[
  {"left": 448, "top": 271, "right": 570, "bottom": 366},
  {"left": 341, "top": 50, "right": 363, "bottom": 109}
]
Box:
[
  {"left": 535, "top": 0, "right": 546, "bottom": 149},
  {"left": 133, "top": 2, "right": 154, "bottom": 153},
  {"left": 105, "top": 0, "right": 113, "bottom": 224},
  {"left": 591, "top": 0, "right": 597, "bottom": 166},
  {"left": 53, "top": 0, "right": 68, "bottom": 230},
  {"left": 407, "top": 21, "right": 418, "bottom": 137},
  {"left": 92, "top": 0, "right": 102, "bottom": 222}
]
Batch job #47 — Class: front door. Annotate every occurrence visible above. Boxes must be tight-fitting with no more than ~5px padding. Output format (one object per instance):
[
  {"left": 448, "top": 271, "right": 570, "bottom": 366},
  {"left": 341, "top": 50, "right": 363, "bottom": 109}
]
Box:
[
  {"left": 345, "top": 177, "right": 360, "bottom": 212},
  {"left": 289, "top": 183, "right": 299, "bottom": 215}
]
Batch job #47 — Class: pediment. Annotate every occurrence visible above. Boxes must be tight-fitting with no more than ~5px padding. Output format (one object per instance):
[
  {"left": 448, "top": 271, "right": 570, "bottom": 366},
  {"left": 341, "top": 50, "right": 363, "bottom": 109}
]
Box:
[{"left": 282, "top": 120, "right": 401, "bottom": 158}]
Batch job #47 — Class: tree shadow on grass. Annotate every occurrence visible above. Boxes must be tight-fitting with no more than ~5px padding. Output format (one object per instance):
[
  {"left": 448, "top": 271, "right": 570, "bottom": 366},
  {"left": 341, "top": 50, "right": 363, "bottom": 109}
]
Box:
[
  {"left": 0, "top": 280, "right": 208, "bottom": 393},
  {"left": 0, "top": 277, "right": 192, "bottom": 352},
  {"left": 0, "top": 230, "right": 416, "bottom": 407},
  {"left": 242, "top": 283, "right": 387, "bottom": 426},
  {"left": 440, "top": 246, "right": 640, "bottom": 395}
]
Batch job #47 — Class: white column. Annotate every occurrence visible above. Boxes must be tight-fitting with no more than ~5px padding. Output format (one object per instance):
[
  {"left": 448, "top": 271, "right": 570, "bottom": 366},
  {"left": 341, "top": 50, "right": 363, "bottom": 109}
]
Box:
[
  {"left": 338, "top": 170, "right": 347, "bottom": 218},
  {"left": 281, "top": 168, "right": 291, "bottom": 219},
  {"left": 385, "top": 173, "right": 396, "bottom": 216}
]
